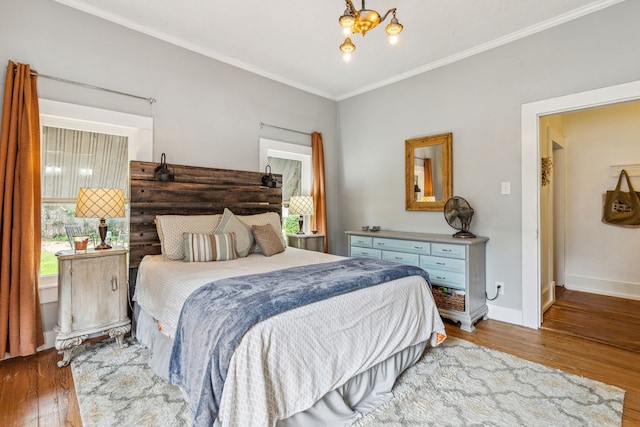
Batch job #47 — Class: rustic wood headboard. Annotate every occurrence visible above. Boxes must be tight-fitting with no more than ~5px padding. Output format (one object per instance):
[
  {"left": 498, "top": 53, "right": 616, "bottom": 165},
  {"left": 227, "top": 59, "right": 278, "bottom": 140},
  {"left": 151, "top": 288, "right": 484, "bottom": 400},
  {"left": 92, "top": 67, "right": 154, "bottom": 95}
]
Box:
[{"left": 128, "top": 160, "right": 282, "bottom": 280}]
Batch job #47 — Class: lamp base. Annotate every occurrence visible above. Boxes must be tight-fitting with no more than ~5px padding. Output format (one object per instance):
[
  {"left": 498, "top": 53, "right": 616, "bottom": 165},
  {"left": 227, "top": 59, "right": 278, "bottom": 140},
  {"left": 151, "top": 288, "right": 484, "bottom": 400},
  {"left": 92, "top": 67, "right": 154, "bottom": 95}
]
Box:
[
  {"left": 95, "top": 218, "right": 112, "bottom": 250},
  {"left": 297, "top": 216, "right": 305, "bottom": 235}
]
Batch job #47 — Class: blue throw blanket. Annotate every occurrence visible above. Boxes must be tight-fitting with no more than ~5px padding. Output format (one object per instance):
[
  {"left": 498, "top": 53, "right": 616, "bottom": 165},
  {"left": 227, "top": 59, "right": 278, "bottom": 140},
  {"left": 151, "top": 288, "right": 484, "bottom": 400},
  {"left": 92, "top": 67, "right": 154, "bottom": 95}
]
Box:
[{"left": 169, "top": 257, "right": 431, "bottom": 426}]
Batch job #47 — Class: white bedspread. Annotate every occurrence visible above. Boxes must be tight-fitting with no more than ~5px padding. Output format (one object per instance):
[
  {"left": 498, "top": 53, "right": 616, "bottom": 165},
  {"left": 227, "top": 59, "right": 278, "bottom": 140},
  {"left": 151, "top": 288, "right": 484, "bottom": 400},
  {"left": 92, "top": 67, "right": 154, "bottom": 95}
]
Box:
[
  {"left": 134, "top": 247, "right": 446, "bottom": 426},
  {"left": 134, "top": 247, "right": 346, "bottom": 338}
]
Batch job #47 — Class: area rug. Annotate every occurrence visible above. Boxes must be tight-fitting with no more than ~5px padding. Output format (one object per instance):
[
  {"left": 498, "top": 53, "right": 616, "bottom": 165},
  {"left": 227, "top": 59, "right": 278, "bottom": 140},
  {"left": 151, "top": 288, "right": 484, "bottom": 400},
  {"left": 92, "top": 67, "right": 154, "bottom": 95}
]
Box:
[{"left": 71, "top": 337, "right": 623, "bottom": 427}]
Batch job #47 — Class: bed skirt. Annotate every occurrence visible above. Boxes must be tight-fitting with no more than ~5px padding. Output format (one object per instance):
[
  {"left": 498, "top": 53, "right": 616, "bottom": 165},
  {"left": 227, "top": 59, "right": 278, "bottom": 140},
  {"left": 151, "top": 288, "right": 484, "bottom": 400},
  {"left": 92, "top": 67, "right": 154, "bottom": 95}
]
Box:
[{"left": 134, "top": 304, "right": 427, "bottom": 426}]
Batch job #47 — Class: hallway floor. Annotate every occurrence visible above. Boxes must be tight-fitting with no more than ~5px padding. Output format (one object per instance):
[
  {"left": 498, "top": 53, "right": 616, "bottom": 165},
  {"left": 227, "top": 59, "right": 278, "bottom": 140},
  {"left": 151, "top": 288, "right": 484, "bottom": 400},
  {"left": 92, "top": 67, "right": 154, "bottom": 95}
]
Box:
[{"left": 541, "top": 286, "right": 640, "bottom": 352}]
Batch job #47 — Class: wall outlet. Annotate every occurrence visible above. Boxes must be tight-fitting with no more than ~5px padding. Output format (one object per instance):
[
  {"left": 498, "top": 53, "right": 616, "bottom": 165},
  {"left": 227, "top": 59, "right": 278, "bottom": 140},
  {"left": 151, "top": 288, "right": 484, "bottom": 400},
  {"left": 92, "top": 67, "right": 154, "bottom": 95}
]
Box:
[{"left": 496, "top": 281, "right": 505, "bottom": 295}]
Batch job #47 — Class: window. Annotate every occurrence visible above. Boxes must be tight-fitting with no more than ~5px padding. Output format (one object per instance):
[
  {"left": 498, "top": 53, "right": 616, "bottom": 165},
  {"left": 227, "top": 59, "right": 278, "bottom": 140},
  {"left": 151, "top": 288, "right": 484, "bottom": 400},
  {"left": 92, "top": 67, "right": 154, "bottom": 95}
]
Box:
[
  {"left": 39, "top": 99, "right": 152, "bottom": 303},
  {"left": 259, "top": 138, "right": 312, "bottom": 234}
]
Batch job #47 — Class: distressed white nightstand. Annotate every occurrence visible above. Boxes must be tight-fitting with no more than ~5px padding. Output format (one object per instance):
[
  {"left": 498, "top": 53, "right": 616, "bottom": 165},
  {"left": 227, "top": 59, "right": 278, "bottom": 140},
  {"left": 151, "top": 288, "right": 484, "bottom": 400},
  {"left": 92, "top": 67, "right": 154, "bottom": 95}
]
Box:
[
  {"left": 287, "top": 234, "right": 325, "bottom": 252},
  {"left": 55, "top": 248, "right": 130, "bottom": 367}
]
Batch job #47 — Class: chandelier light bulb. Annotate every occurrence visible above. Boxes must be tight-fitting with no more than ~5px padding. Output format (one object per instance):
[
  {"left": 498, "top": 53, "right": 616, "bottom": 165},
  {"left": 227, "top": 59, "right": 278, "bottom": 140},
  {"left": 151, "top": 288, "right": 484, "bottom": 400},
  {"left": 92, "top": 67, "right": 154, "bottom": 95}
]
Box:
[
  {"left": 342, "top": 26, "right": 352, "bottom": 36},
  {"left": 339, "top": 37, "right": 356, "bottom": 54},
  {"left": 343, "top": 52, "right": 352, "bottom": 63},
  {"left": 389, "top": 33, "right": 399, "bottom": 45},
  {"left": 339, "top": 7, "right": 356, "bottom": 28},
  {"left": 385, "top": 16, "right": 403, "bottom": 36}
]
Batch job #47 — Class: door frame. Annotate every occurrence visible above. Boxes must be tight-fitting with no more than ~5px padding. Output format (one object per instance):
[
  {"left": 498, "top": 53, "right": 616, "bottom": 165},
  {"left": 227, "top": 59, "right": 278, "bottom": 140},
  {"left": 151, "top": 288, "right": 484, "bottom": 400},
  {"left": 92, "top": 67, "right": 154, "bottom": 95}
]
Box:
[
  {"left": 550, "top": 131, "right": 567, "bottom": 296},
  {"left": 521, "top": 79, "right": 640, "bottom": 329}
]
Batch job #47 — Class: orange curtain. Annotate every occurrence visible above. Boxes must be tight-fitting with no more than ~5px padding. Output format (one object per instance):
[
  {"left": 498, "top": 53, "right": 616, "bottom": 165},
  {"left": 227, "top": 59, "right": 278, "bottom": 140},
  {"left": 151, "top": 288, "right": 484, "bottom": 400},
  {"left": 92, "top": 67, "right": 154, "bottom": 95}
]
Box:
[
  {"left": 311, "top": 132, "right": 328, "bottom": 253},
  {"left": 423, "top": 158, "right": 433, "bottom": 197},
  {"left": 0, "top": 61, "right": 44, "bottom": 357}
]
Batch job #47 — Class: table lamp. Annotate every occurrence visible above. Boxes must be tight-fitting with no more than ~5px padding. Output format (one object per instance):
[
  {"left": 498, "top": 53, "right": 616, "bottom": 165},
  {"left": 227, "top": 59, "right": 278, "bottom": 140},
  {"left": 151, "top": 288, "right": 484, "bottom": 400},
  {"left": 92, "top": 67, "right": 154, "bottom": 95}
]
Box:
[
  {"left": 75, "top": 188, "right": 125, "bottom": 250},
  {"left": 288, "top": 196, "right": 314, "bottom": 235}
]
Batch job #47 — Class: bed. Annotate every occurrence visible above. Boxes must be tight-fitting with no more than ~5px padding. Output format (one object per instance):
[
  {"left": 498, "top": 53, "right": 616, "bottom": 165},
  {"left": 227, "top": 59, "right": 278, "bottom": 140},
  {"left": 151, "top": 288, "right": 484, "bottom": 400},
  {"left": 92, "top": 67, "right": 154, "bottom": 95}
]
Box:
[{"left": 128, "top": 161, "right": 447, "bottom": 426}]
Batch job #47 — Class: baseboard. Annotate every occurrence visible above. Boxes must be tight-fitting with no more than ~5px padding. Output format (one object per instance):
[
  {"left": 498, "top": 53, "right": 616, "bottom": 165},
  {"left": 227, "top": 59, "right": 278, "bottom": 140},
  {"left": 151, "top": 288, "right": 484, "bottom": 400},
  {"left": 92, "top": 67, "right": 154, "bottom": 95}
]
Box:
[
  {"left": 486, "top": 304, "right": 525, "bottom": 327},
  {"left": 39, "top": 330, "right": 57, "bottom": 351},
  {"left": 565, "top": 274, "right": 640, "bottom": 301}
]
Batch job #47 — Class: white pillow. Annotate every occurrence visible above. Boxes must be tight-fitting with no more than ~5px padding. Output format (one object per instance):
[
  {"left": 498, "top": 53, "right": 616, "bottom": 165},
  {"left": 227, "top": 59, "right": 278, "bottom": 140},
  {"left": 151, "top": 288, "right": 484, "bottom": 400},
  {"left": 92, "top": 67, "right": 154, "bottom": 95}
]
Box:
[
  {"left": 238, "top": 211, "right": 284, "bottom": 251},
  {"left": 155, "top": 214, "right": 222, "bottom": 260}
]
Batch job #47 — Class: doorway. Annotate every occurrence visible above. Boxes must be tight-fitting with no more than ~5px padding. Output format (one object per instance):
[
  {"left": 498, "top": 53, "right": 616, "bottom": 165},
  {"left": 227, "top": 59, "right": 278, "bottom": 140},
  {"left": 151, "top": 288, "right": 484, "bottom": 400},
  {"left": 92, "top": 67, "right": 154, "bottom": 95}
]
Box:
[{"left": 521, "top": 79, "right": 640, "bottom": 329}]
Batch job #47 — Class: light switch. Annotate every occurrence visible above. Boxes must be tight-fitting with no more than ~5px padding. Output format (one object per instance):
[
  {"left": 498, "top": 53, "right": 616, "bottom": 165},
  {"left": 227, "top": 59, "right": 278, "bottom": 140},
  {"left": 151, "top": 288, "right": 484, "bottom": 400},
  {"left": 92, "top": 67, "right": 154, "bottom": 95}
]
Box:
[{"left": 501, "top": 182, "right": 511, "bottom": 195}]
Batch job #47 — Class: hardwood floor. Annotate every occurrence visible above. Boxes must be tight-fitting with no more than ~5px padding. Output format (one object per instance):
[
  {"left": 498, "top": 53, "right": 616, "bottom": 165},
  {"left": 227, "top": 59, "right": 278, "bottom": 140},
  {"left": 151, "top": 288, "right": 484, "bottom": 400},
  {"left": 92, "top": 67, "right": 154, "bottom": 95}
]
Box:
[
  {"left": 540, "top": 286, "right": 640, "bottom": 352},
  {"left": 0, "top": 344, "right": 81, "bottom": 427},
  {"left": 1, "top": 289, "right": 639, "bottom": 426}
]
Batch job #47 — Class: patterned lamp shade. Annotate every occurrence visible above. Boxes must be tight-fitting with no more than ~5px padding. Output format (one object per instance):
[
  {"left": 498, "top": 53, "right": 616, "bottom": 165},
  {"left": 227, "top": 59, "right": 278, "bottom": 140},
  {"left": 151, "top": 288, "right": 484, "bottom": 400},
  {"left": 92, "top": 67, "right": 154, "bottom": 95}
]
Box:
[
  {"left": 75, "top": 188, "right": 125, "bottom": 219},
  {"left": 288, "top": 196, "right": 314, "bottom": 215}
]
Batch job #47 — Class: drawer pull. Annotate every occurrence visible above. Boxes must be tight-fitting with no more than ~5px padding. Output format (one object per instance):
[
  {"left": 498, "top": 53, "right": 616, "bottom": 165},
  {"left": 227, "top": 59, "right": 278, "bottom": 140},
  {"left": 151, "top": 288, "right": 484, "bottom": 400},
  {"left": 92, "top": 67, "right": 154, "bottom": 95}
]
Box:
[
  {"left": 435, "top": 276, "right": 447, "bottom": 280},
  {"left": 442, "top": 249, "right": 452, "bottom": 252},
  {"left": 436, "top": 262, "right": 445, "bottom": 265},
  {"left": 394, "top": 256, "right": 403, "bottom": 260},
  {"left": 111, "top": 276, "right": 118, "bottom": 291},
  {"left": 414, "top": 246, "right": 424, "bottom": 249}
]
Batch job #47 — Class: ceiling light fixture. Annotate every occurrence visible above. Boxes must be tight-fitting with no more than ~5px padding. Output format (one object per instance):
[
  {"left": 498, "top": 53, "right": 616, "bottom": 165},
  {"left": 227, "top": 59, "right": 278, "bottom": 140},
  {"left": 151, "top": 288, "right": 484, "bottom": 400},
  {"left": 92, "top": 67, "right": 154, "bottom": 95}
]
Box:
[{"left": 338, "top": 0, "right": 404, "bottom": 62}]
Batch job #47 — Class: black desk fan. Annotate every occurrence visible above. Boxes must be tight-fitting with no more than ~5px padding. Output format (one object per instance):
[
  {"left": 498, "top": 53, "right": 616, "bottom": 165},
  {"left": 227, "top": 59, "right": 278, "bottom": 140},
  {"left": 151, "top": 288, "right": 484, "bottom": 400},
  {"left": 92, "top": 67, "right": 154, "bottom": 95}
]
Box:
[{"left": 444, "top": 196, "right": 476, "bottom": 238}]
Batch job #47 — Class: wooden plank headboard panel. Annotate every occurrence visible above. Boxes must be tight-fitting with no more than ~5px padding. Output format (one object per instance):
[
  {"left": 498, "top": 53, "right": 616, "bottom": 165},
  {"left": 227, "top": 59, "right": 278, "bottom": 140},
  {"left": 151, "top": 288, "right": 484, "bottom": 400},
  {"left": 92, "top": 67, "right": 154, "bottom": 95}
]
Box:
[{"left": 129, "top": 160, "right": 282, "bottom": 272}]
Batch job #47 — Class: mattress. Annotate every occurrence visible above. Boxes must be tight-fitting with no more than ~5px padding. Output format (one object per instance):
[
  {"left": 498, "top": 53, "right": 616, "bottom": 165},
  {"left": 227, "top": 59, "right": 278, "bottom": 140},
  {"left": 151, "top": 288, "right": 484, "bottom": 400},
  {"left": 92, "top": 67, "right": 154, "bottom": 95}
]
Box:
[{"left": 133, "top": 247, "right": 446, "bottom": 426}]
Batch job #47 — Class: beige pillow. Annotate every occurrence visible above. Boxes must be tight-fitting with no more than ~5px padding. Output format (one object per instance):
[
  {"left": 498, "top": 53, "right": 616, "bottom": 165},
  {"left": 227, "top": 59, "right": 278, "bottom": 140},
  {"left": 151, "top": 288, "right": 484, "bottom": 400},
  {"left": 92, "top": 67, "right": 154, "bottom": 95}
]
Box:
[
  {"left": 214, "top": 208, "right": 253, "bottom": 258},
  {"left": 238, "top": 212, "right": 284, "bottom": 251},
  {"left": 252, "top": 224, "right": 286, "bottom": 257},
  {"left": 155, "top": 215, "right": 222, "bottom": 260}
]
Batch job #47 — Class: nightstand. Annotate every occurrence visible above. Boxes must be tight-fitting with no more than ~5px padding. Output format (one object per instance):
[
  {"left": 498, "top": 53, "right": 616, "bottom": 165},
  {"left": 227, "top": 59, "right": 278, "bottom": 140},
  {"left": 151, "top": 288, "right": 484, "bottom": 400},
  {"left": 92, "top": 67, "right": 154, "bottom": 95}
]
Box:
[
  {"left": 287, "top": 234, "right": 325, "bottom": 252},
  {"left": 55, "top": 248, "right": 130, "bottom": 367}
]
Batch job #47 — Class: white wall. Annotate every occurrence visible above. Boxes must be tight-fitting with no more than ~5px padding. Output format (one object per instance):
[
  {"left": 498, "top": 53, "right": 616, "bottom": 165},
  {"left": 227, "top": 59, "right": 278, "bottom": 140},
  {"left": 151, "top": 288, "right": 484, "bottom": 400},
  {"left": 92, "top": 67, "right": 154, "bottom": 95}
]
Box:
[
  {"left": 562, "top": 102, "right": 640, "bottom": 298},
  {"left": 336, "top": 1, "right": 640, "bottom": 321}
]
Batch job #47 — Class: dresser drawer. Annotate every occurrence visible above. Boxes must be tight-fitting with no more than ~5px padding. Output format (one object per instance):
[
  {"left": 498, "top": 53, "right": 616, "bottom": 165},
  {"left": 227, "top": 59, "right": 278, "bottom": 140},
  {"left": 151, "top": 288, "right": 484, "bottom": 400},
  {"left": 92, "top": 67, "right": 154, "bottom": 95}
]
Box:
[
  {"left": 431, "top": 243, "right": 466, "bottom": 259},
  {"left": 427, "top": 268, "right": 466, "bottom": 290},
  {"left": 373, "top": 238, "right": 430, "bottom": 255},
  {"left": 420, "top": 255, "right": 466, "bottom": 274},
  {"left": 350, "top": 235, "right": 373, "bottom": 248},
  {"left": 381, "top": 250, "right": 420, "bottom": 266},
  {"left": 350, "top": 246, "right": 381, "bottom": 259}
]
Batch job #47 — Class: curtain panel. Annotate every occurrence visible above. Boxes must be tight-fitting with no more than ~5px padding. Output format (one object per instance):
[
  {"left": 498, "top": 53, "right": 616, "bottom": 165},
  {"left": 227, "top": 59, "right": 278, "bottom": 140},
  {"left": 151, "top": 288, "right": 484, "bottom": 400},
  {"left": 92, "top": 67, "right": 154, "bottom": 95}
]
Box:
[
  {"left": 0, "top": 60, "right": 44, "bottom": 357},
  {"left": 311, "top": 132, "right": 328, "bottom": 253},
  {"left": 423, "top": 158, "right": 433, "bottom": 197}
]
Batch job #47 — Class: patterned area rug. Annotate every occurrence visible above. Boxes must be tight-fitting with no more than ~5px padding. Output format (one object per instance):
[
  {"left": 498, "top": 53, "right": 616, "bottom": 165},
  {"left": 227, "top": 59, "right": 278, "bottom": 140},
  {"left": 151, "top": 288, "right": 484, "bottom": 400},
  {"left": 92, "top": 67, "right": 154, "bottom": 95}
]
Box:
[
  {"left": 70, "top": 339, "right": 191, "bottom": 426},
  {"left": 71, "top": 337, "right": 623, "bottom": 427}
]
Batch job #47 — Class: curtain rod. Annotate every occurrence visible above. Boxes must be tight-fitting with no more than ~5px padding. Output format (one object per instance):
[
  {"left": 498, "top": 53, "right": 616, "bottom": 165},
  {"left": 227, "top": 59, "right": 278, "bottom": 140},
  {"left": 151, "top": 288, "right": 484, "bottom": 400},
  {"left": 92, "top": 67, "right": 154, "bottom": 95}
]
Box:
[
  {"left": 260, "top": 122, "right": 310, "bottom": 136},
  {"left": 21, "top": 70, "right": 157, "bottom": 104}
]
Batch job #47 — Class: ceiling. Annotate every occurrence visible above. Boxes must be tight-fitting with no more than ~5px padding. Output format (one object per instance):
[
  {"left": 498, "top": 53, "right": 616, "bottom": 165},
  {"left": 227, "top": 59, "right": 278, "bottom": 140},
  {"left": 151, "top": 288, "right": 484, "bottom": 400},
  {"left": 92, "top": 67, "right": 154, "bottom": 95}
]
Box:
[{"left": 53, "top": 0, "right": 623, "bottom": 101}]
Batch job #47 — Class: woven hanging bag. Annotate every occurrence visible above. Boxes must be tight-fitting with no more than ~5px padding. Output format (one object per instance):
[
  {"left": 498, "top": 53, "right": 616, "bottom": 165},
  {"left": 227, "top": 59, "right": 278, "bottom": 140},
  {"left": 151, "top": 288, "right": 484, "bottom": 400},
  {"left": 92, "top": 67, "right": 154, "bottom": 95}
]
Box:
[{"left": 602, "top": 169, "right": 640, "bottom": 228}]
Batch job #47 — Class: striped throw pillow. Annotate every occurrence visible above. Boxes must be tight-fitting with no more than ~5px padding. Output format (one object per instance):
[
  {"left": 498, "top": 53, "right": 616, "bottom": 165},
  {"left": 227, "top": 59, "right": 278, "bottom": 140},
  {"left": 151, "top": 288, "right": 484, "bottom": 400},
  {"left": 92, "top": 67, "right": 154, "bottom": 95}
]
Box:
[{"left": 183, "top": 233, "right": 238, "bottom": 262}]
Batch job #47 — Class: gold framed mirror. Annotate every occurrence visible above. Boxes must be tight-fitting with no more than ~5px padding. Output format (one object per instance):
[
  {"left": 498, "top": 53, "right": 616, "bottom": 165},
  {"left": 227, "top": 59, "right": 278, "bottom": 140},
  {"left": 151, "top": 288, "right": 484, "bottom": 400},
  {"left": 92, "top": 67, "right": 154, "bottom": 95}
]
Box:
[{"left": 405, "top": 132, "right": 452, "bottom": 211}]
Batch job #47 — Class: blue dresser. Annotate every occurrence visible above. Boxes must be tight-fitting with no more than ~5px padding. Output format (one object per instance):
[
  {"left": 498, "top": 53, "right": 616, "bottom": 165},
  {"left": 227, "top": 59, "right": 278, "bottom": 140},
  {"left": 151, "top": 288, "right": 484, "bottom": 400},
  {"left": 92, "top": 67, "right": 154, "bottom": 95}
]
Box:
[{"left": 346, "top": 230, "right": 488, "bottom": 332}]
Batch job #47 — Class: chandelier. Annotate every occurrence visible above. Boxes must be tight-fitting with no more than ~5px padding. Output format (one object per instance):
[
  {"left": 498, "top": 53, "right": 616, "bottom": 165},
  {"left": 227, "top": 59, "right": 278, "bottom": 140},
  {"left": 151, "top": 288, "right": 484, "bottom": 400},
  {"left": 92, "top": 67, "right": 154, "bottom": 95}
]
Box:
[{"left": 338, "top": 0, "right": 404, "bottom": 62}]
